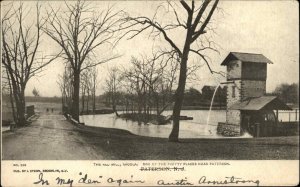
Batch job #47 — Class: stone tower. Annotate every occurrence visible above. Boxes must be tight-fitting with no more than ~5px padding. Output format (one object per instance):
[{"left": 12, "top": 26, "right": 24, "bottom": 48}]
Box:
[{"left": 220, "top": 52, "right": 273, "bottom": 134}]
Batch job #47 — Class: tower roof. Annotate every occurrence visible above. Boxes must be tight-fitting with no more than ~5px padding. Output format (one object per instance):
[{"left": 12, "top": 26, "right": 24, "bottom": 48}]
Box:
[{"left": 221, "top": 52, "right": 273, "bottom": 65}]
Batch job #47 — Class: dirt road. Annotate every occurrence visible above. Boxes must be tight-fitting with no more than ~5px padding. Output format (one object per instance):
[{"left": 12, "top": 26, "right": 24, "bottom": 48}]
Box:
[{"left": 2, "top": 114, "right": 103, "bottom": 160}]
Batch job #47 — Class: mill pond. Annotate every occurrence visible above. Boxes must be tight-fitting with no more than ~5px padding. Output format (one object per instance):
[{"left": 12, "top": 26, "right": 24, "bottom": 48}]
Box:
[
  {"left": 80, "top": 110, "right": 225, "bottom": 139},
  {"left": 80, "top": 109, "right": 298, "bottom": 139}
]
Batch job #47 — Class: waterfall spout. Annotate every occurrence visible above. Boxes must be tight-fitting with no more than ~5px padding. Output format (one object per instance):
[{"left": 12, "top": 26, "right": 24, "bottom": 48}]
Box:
[{"left": 206, "top": 84, "right": 221, "bottom": 134}]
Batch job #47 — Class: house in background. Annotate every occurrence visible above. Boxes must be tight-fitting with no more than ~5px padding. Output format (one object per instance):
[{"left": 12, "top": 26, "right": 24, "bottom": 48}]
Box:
[{"left": 217, "top": 52, "right": 296, "bottom": 137}]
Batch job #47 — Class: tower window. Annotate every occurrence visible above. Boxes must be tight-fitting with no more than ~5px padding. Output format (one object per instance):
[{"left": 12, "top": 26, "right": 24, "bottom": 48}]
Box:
[{"left": 232, "top": 86, "right": 236, "bottom": 98}]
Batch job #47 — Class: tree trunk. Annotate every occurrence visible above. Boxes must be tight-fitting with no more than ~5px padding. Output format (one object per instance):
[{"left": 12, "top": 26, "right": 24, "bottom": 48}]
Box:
[
  {"left": 92, "top": 90, "right": 94, "bottom": 113},
  {"left": 125, "top": 99, "right": 128, "bottom": 114},
  {"left": 112, "top": 95, "right": 119, "bottom": 116},
  {"left": 81, "top": 86, "right": 85, "bottom": 113},
  {"left": 72, "top": 71, "right": 80, "bottom": 121},
  {"left": 6, "top": 70, "right": 17, "bottom": 122},
  {"left": 156, "top": 94, "right": 160, "bottom": 115},
  {"left": 9, "top": 74, "right": 26, "bottom": 127},
  {"left": 15, "top": 89, "right": 26, "bottom": 126},
  {"left": 112, "top": 92, "right": 116, "bottom": 112},
  {"left": 168, "top": 20, "right": 194, "bottom": 142},
  {"left": 92, "top": 92, "right": 96, "bottom": 113},
  {"left": 169, "top": 54, "right": 188, "bottom": 142},
  {"left": 86, "top": 91, "right": 90, "bottom": 114},
  {"left": 131, "top": 101, "right": 134, "bottom": 114},
  {"left": 61, "top": 94, "right": 64, "bottom": 113}
]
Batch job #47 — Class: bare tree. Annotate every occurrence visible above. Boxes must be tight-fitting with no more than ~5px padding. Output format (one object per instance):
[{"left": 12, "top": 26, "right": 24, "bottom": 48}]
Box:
[
  {"left": 42, "top": 0, "right": 121, "bottom": 121},
  {"left": 57, "top": 65, "right": 74, "bottom": 114},
  {"left": 122, "top": 57, "right": 148, "bottom": 118},
  {"left": 80, "top": 71, "right": 87, "bottom": 113},
  {"left": 91, "top": 67, "right": 98, "bottom": 113},
  {"left": 32, "top": 87, "right": 40, "bottom": 97},
  {"left": 120, "top": 0, "right": 220, "bottom": 141},
  {"left": 151, "top": 54, "right": 179, "bottom": 116},
  {"left": 2, "top": 2, "right": 59, "bottom": 126},
  {"left": 105, "top": 67, "right": 121, "bottom": 115},
  {"left": 85, "top": 76, "right": 91, "bottom": 113},
  {"left": 2, "top": 68, "right": 17, "bottom": 122},
  {"left": 82, "top": 68, "right": 93, "bottom": 113},
  {"left": 120, "top": 53, "right": 178, "bottom": 122},
  {"left": 79, "top": 66, "right": 98, "bottom": 114}
]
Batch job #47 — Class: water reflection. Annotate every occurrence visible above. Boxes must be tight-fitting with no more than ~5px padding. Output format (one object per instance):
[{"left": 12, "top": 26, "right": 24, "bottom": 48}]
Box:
[{"left": 80, "top": 110, "right": 228, "bottom": 139}]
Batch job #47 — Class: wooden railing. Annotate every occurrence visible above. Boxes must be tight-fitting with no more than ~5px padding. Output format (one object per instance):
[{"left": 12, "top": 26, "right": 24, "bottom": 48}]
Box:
[{"left": 277, "top": 109, "right": 299, "bottom": 122}]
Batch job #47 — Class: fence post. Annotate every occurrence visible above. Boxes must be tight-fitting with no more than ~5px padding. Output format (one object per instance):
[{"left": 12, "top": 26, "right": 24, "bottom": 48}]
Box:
[
  {"left": 289, "top": 112, "right": 291, "bottom": 122},
  {"left": 295, "top": 109, "right": 298, "bottom": 121}
]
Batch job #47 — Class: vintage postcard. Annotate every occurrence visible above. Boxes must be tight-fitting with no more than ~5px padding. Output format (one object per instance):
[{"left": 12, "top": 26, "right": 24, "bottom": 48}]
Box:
[{"left": 1, "top": 0, "right": 299, "bottom": 186}]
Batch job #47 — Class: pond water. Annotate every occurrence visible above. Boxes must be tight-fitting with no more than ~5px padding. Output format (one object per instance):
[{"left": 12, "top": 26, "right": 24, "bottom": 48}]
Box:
[{"left": 80, "top": 110, "right": 226, "bottom": 139}]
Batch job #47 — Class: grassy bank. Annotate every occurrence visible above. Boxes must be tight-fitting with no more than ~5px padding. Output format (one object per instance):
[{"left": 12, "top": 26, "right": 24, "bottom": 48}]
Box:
[{"left": 74, "top": 123, "right": 299, "bottom": 160}]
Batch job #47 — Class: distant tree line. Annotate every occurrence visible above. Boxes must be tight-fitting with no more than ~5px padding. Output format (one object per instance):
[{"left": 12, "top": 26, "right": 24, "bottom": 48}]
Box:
[
  {"left": 271, "top": 83, "right": 299, "bottom": 105},
  {"left": 183, "top": 86, "right": 226, "bottom": 107},
  {"left": 101, "top": 86, "right": 226, "bottom": 110}
]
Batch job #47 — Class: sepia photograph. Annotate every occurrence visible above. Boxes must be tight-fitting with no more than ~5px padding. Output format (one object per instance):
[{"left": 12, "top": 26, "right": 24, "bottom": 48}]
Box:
[{"left": 1, "top": 0, "right": 299, "bottom": 186}]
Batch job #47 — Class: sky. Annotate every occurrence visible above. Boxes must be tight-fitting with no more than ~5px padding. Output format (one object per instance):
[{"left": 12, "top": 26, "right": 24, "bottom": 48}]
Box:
[{"left": 2, "top": 0, "right": 299, "bottom": 97}]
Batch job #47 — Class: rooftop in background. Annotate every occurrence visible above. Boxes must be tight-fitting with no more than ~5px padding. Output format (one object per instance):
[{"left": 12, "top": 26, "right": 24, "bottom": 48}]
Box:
[
  {"left": 221, "top": 52, "right": 273, "bottom": 65},
  {"left": 229, "top": 96, "right": 292, "bottom": 111}
]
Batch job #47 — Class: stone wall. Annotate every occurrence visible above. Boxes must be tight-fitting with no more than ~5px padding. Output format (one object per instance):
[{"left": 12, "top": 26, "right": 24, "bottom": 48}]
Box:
[
  {"left": 226, "top": 110, "right": 241, "bottom": 126},
  {"left": 226, "top": 80, "right": 242, "bottom": 127},
  {"left": 217, "top": 122, "right": 240, "bottom": 136},
  {"left": 226, "top": 80, "right": 242, "bottom": 107}
]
